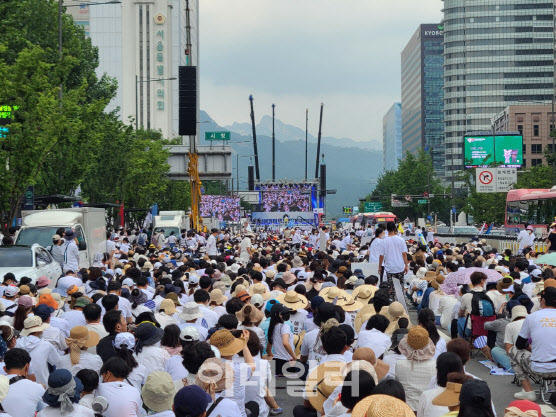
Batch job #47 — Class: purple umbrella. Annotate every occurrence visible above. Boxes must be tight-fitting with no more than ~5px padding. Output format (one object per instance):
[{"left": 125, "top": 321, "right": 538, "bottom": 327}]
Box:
[{"left": 441, "top": 267, "right": 504, "bottom": 295}]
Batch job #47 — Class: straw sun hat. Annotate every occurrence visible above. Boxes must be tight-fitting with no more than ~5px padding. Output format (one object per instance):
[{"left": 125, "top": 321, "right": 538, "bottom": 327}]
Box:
[
  {"left": 351, "top": 394, "right": 414, "bottom": 417},
  {"left": 277, "top": 291, "right": 308, "bottom": 310},
  {"left": 209, "top": 329, "right": 245, "bottom": 357},
  {"left": 305, "top": 361, "right": 344, "bottom": 413}
]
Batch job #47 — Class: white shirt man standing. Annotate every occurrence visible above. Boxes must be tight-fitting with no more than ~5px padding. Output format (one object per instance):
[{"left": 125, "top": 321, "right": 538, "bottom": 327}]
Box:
[
  {"left": 206, "top": 229, "right": 219, "bottom": 257},
  {"left": 378, "top": 221, "right": 408, "bottom": 293},
  {"left": 61, "top": 229, "right": 80, "bottom": 273}
]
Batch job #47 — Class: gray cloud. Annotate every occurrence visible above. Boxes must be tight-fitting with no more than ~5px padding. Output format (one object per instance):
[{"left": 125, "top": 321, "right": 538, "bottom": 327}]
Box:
[{"left": 199, "top": 0, "right": 442, "bottom": 141}]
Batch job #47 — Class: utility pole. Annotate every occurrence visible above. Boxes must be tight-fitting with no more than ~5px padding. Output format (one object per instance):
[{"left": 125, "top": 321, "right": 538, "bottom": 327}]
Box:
[
  {"left": 315, "top": 103, "right": 323, "bottom": 179},
  {"left": 58, "top": 0, "right": 63, "bottom": 102},
  {"left": 249, "top": 95, "right": 260, "bottom": 181},
  {"left": 305, "top": 108, "right": 308, "bottom": 181},
  {"left": 272, "top": 104, "right": 276, "bottom": 181}
]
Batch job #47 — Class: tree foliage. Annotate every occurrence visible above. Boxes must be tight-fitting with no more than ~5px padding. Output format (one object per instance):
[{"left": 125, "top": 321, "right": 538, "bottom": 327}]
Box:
[{"left": 360, "top": 150, "right": 452, "bottom": 222}]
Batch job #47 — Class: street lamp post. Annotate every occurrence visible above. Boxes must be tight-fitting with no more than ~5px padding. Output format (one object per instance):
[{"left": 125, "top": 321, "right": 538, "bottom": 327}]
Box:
[{"left": 135, "top": 77, "right": 176, "bottom": 130}]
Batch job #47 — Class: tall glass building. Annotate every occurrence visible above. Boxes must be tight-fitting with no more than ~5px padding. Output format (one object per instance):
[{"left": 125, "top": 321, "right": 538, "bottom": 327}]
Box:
[
  {"left": 383, "top": 103, "right": 403, "bottom": 171},
  {"left": 401, "top": 24, "right": 445, "bottom": 177},
  {"left": 442, "top": 0, "right": 554, "bottom": 184}
]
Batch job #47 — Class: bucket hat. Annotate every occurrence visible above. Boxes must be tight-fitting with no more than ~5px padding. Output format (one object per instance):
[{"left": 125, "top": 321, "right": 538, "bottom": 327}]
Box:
[
  {"left": 21, "top": 316, "right": 49, "bottom": 336},
  {"left": 135, "top": 322, "right": 164, "bottom": 346},
  {"left": 160, "top": 299, "right": 177, "bottom": 315},
  {"left": 235, "top": 304, "right": 264, "bottom": 324},
  {"left": 351, "top": 394, "right": 414, "bottom": 417},
  {"left": 165, "top": 292, "right": 182, "bottom": 307},
  {"left": 179, "top": 302, "right": 203, "bottom": 322},
  {"left": 174, "top": 385, "right": 212, "bottom": 416},
  {"left": 399, "top": 326, "right": 436, "bottom": 361},
  {"left": 210, "top": 289, "right": 228, "bottom": 305},
  {"left": 249, "top": 283, "right": 271, "bottom": 300},
  {"left": 142, "top": 371, "right": 175, "bottom": 412}
]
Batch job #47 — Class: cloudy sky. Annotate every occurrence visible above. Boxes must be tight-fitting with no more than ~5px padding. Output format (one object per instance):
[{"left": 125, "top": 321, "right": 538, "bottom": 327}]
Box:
[{"left": 199, "top": 0, "right": 443, "bottom": 144}]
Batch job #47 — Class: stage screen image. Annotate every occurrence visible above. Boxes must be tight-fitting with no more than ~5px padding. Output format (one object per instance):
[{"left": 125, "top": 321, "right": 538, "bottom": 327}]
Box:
[
  {"left": 200, "top": 195, "right": 240, "bottom": 221},
  {"left": 258, "top": 183, "right": 314, "bottom": 212}
]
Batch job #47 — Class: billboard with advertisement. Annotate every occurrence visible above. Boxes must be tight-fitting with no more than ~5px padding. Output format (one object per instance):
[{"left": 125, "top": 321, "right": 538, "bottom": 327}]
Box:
[
  {"left": 200, "top": 195, "right": 240, "bottom": 222},
  {"left": 464, "top": 134, "right": 523, "bottom": 168}
]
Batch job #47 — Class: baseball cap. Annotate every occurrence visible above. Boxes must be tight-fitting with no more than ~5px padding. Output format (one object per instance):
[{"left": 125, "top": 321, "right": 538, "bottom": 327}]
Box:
[
  {"left": 179, "top": 326, "right": 200, "bottom": 342},
  {"left": 188, "top": 274, "right": 200, "bottom": 285},
  {"left": 122, "top": 278, "right": 135, "bottom": 287},
  {"left": 52, "top": 234, "right": 61, "bottom": 241},
  {"left": 174, "top": 385, "right": 212, "bottom": 417},
  {"left": 297, "top": 271, "right": 308, "bottom": 281},
  {"left": 74, "top": 297, "right": 91, "bottom": 308},
  {"left": 34, "top": 304, "right": 55, "bottom": 321},
  {"left": 530, "top": 269, "right": 542, "bottom": 278},
  {"left": 251, "top": 294, "right": 264, "bottom": 308},
  {"left": 37, "top": 276, "right": 51, "bottom": 288},
  {"left": 3, "top": 286, "right": 18, "bottom": 297},
  {"left": 503, "top": 285, "right": 515, "bottom": 293}
]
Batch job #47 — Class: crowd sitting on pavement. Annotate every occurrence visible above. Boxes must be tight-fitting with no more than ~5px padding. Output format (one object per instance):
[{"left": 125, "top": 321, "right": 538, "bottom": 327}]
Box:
[{"left": 0, "top": 222, "right": 553, "bottom": 417}]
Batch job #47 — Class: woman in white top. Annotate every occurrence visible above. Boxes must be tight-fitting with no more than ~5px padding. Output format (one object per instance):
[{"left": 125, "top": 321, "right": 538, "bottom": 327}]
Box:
[
  {"left": 368, "top": 227, "right": 385, "bottom": 264},
  {"left": 418, "top": 308, "right": 447, "bottom": 359},
  {"left": 266, "top": 304, "right": 296, "bottom": 376},
  {"left": 129, "top": 289, "right": 152, "bottom": 320},
  {"left": 134, "top": 322, "right": 170, "bottom": 373},
  {"left": 417, "top": 352, "right": 464, "bottom": 417},
  {"left": 57, "top": 326, "right": 102, "bottom": 376},
  {"left": 236, "top": 304, "right": 266, "bottom": 350},
  {"left": 38, "top": 369, "right": 94, "bottom": 417},
  {"left": 96, "top": 357, "right": 143, "bottom": 417},
  {"left": 195, "top": 357, "right": 243, "bottom": 417},
  {"left": 113, "top": 333, "right": 148, "bottom": 390},
  {"left": 357, "top": 314, "right": 391, "bottom": 358}
]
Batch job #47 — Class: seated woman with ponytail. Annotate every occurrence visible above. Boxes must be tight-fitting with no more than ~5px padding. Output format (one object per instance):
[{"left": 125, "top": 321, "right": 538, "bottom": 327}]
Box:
[
  {"left": 113, "top": 332, "right": 148, "bottom": 390},
  {"left": 38, "top": 369, "right": 93, "bottom": 417},
  {"left": 418, "top": 308, "right": 446, "bottom": 358}
]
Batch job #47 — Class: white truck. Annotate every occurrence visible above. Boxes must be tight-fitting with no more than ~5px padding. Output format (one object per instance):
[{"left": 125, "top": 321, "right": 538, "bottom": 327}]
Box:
[
  {"left": 153, "top": 211, "right": 190, "bottom": 237},
  {"left": 15, "top": 208, "right": 107, "bottom": 268}
]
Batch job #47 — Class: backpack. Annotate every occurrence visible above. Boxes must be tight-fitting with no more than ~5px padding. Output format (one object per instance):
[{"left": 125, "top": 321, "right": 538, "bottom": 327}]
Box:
[
  {"left": 470, "top": 291, "right": 495, "bottom": 317},
  {"left": 137, "top": 233, "right": 147, "bottom": 246}
]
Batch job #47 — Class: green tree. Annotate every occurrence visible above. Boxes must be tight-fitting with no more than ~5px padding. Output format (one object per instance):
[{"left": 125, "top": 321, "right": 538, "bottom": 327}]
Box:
[
  {"left": 81, "top": 115, "right": 172, "bottom": 211},
  {"left": 0, "top": 0, "right": 114, "bottom": 232},
  {"left": 514, "top": 165, "right": 553, "bottom": 189},
  {"left": 360, "top": 150, "right": 452, "bottom": 222}
]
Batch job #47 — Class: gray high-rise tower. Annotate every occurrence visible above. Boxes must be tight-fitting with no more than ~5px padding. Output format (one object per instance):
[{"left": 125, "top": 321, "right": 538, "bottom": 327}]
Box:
[
  {"left": 401, "top": 24, "right": 445, "bottom": 177},
  {"left": 442, "top": 0, "right": 554, "bottom": 184}
]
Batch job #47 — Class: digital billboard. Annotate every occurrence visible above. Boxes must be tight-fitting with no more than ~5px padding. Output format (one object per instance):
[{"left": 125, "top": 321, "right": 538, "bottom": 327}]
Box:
[
  {"left": 200, "top": 195, "right": 240, "bottom": 222},
  {"left": 257, "top": 183, "right": 315, "bottom": 212},
  {"left": 464, "top": 135, "right": 523, "bottom": 168}
]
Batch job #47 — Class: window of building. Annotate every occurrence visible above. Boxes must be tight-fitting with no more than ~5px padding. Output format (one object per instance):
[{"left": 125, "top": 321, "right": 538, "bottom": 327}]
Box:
[
  {"left": 531, "top": 159, "right": 543, "bottom": 167},
  {"left": 523, "top": 144, "right": 527, "bottom": 154},
  {"left": 518, "top": 124, "right": 523, "bottom": 135},
  {"left": 533, "top": 125, "right": 540, "bottom": 137},
  {"left": 522, "top": 159, "right": 527, "bottom": 168},
  {"left": 532, "top": 144, "right": 542, "bottom": 154}
]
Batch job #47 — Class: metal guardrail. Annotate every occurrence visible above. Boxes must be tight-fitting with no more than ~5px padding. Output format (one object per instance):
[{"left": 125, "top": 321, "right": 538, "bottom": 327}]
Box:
[{"left": 434, "top": 233, "right": 548, "bottom": 253}]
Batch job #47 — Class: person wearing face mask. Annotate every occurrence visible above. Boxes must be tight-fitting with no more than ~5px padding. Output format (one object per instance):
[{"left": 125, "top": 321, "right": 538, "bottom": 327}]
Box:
[
  {"left": 517, "top": 225, "right": 535, "bottom": 253},
  {"left": 96, "top": 357, "right": 143, "bottom": 417},
  {"left": 368, "top": 227, "right": 385, "bottom": 265},
  {"left": 546, "top": 222, "right": 556, "bottom": 252}
]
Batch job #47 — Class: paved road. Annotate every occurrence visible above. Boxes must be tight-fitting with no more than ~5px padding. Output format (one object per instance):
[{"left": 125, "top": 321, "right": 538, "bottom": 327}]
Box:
[{"left": 271, "top": 304, "right": 556, "bottom": 417}]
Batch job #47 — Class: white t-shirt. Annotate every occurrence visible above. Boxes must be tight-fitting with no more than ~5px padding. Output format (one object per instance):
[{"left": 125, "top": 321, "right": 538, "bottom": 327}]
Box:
[
  {"left": 369, "top": 238, "right": 384, "bottom": 264},
  {"left": 221, "top": 360, "right": 253, "bottom": 417},
  {"left": 300, "top": 329, "right": 322, "bottom": 363},
  {"left": 198, "top": 305, "right": 219, "bottom": 328},
  {"left": 289, "top": 310, "right": 308, "bottom": 335},
  {"left": 271, "top": 323, "right": 294, "bottom": 361},
  {"left": 61, "top": 310, "right": 87, "bottom": 329},
  {"left": 417, "top": 387, "right": 447, "bottom": 417},
  {"left": 242, "top": 356, "right": 271, "bottom": 417},
  {"left": 504, "top": 319, "right": 525, "bottom": 346},
  {"left": 239, "top": 238, "right": 252, "bottom": 263},
  {"left": 434, "top": 337, "right": 447, "bottom": 359},
  {"left": 50, "top": 316, "right": 71, "bottom": 338},
  {"left": 357, "top": 329, "right": 391, "bottom": 358},
  {"left": 206, "top": 394, "right": 243, "bottom": 417},
  {"left": 438, "top": 296, "right": 458, "bottom": 331},
  {"left": 96, "top": 381, "right": 143, "bottom": 417},
  {"left": 379, "top": 235, "right": 407, "bottom": 274},
  {"left": 57, "top": 351, "right": 103, "bottom": 376},
  {"left": 3, "top": 375, "right": 45, "bottom": 417},
  {"left": 134, "top": 345, "right": 170, "bottom": 374},
  {"left": 518, "top": 308, "right": 556, "bottom": 373},
  {"left": 165, "top": 354, "right": 189, "bottom": 381},
  {"left": 37, "top": 404, "right": 94, "bottom": 417},
  {"left": 126, "top": 364, "right": 148, "bottom": 391}
]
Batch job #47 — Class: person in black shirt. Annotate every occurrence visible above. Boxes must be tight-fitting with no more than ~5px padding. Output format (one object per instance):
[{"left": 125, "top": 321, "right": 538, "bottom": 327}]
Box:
[
  {"left": 546, "top": 223, "right": 556, "bottom": 252},
  {"left": 97, "top": 310, "right": 127, "bottom": 363}
]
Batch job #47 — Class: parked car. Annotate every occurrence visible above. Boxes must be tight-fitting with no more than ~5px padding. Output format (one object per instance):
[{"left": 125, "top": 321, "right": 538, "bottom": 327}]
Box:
[{"left": 0, "top": 244, "right": 62, "bottom": 286}]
